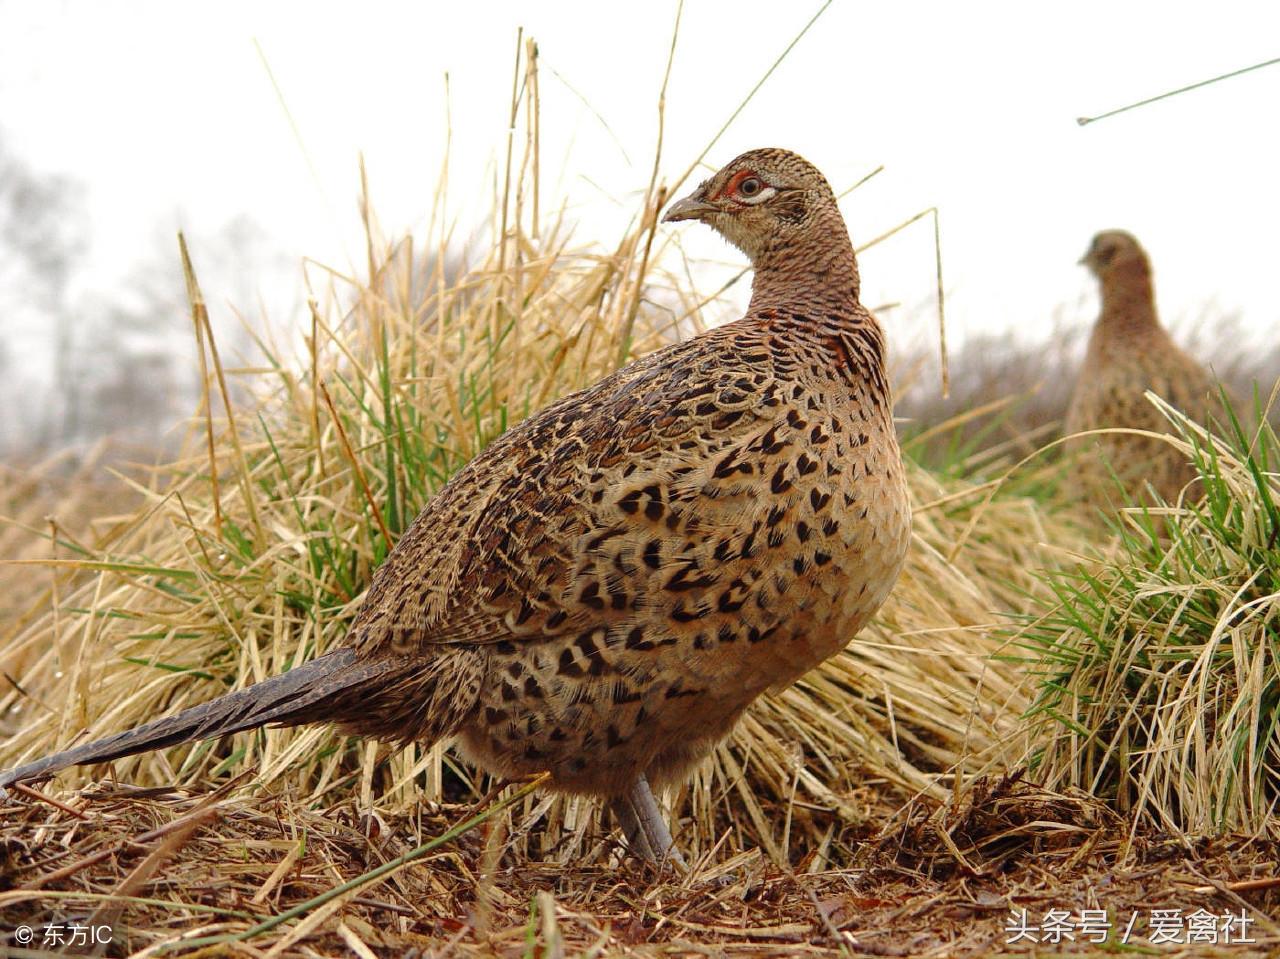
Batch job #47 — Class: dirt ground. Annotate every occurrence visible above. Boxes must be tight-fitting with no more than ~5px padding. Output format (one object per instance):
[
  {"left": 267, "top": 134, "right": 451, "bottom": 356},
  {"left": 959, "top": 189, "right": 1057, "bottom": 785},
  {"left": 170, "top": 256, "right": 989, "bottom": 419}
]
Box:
[{"left": 3, "top": 774, "right": 1278, "bottom": 957}]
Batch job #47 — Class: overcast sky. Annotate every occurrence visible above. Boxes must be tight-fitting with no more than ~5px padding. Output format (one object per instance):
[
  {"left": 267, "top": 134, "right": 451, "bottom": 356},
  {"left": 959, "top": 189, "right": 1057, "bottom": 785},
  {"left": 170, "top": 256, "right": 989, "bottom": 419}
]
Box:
[{"left": 1, "top": 1, "right": 1277, "bottom": 376}]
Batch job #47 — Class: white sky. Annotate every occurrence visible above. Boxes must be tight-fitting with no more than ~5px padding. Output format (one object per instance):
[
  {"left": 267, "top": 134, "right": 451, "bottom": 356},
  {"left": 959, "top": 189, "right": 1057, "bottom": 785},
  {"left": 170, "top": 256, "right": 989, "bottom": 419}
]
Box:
[{"left": 1, "top": 1, "right": 1278, "bottom": 375}]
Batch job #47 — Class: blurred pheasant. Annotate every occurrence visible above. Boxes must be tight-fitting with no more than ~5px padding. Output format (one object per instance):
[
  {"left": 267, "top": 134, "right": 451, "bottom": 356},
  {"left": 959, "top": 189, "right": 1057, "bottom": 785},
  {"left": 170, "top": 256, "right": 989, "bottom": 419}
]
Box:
[
  {"left": 0, "top": 149, "right": 910, "bottom": 866},
  {"left": 1066, "top": 230, "right": 1226, "bottom": 504}
]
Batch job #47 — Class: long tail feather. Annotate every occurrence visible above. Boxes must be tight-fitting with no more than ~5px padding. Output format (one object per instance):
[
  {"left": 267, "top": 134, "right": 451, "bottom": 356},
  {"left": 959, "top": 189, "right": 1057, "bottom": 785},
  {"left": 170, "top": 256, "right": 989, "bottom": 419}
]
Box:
[{"left": 0, "top": 648, "right": 390, "bottom": 790}]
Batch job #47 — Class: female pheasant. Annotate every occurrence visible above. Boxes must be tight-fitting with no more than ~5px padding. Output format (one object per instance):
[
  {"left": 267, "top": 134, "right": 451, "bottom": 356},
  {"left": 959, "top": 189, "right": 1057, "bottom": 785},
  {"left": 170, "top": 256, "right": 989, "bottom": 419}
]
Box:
[
  {"left": 1066, "top": 230, "right": 1226, "bottom": 504},
  {"left": 1, "top": 149, "right": 911, "bottom": 865}
]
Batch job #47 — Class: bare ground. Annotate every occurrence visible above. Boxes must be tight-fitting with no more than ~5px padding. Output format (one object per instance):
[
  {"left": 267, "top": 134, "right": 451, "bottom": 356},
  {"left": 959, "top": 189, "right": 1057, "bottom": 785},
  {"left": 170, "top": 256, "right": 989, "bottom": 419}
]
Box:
[{"left": 3, "top": 774, "right": 1278, "bottom": 957}]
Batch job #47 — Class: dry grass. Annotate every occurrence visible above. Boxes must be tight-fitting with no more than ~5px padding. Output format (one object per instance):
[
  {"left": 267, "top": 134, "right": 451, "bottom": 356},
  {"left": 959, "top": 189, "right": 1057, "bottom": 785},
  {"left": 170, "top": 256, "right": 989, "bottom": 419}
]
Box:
[
  {"left": 3, "top": 22, "right": 1279, "bottom": 957},
  {"left": 4, "top": 777, "right": 1278, "bottom": 956},
  {"left": 0, "top": 446, "right": 147, "bottom": 681}
]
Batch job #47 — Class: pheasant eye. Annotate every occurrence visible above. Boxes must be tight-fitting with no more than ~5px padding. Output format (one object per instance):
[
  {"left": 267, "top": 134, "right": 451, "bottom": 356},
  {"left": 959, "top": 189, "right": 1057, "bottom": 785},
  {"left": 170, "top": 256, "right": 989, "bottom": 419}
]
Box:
[{"left": 737, "top": 176, "right": 763, "bottom": 197}]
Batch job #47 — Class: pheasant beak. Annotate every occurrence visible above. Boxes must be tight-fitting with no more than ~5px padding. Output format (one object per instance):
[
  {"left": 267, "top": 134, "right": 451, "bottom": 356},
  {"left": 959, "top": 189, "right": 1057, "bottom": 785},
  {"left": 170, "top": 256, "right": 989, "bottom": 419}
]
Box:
[{"left": 662, "top": 193, "right": 718, "bottom": 224}]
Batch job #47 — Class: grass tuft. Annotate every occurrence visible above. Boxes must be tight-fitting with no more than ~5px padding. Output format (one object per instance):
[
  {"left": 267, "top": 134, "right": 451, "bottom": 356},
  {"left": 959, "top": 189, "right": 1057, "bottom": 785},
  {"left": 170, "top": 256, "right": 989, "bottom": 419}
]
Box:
[{"left": 1022, "top": 394, "right": 1280, "bottom": 833}]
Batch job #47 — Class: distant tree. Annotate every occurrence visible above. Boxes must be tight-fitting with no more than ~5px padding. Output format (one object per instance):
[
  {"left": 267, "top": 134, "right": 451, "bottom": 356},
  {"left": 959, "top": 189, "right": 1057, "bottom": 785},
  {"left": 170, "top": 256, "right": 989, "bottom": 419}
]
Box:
[
  {"left": 0, "top": 131, "right": 284, "bottom": 457},
  {"left": 0, "top": 130, "right": 86, "bottom": 452},
  {"left": 63, "top": 216, "right": 284, "bottom": 452}
]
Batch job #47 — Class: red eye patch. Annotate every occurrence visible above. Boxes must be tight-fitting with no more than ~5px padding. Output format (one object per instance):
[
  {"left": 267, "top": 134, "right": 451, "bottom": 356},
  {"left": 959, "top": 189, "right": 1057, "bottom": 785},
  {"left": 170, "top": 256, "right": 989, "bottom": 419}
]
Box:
[{"left": 715, "top": 169, "right": 758, "bottom": 200}]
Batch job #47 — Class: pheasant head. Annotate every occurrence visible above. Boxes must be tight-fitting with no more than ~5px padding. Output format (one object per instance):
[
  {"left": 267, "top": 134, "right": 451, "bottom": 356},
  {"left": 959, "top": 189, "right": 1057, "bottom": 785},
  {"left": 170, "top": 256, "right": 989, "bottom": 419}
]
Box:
[
  {"left": 664, "top": 147, "right": 859, "bottom": 305},
  {"left": 1081, "top": 230, "right": 1160, "bottom": 335},
  {"left": 1081, "top": 230, "right": 1149, "bottom": 280}
]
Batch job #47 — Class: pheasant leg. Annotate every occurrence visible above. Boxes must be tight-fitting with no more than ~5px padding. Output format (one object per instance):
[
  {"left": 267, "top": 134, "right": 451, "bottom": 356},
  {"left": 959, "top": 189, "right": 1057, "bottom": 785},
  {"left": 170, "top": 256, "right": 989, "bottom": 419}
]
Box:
[{"left": 612, "top": 774, "right": 686, "bottom": 868}]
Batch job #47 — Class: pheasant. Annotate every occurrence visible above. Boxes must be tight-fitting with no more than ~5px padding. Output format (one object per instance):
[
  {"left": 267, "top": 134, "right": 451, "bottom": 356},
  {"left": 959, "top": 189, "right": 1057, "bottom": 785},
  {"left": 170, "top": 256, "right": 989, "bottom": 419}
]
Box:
[
  {"left": 1066, "top": 230, "right": 1226, "bottom": 505},
  {"left": 0, "top": 148, "right": 911, "bottom": 866}
]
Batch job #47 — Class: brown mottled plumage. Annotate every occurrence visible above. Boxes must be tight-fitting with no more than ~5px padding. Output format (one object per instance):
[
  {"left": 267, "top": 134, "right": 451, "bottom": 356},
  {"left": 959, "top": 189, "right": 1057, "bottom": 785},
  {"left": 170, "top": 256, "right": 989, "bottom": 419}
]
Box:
[
  {"left": 0, "top": 149, "right": 911, "bottom": 864},
  {"left": 1066, "top": 230, "right": 1225, "bottom": 504}
]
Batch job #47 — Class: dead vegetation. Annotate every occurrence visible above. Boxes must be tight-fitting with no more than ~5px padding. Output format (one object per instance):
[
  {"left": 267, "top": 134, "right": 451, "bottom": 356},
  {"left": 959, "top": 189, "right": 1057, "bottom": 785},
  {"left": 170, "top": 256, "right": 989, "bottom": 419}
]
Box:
[
  {"left": 895, "top": 308, "right": 1280, "bottom": 478},
  {"left": 4, "top": 775, "right": 1278, "bottom": 956}
]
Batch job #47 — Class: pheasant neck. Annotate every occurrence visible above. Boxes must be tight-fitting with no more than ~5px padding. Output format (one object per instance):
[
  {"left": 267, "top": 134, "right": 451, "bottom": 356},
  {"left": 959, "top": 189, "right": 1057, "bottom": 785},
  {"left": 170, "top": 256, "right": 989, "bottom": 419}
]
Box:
[
  {"left": 1097, "top": 260, "right": 1160, "bottom": 339},
  {"left": 749, "top": 220, "right": 861, "bottom": 315}
]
